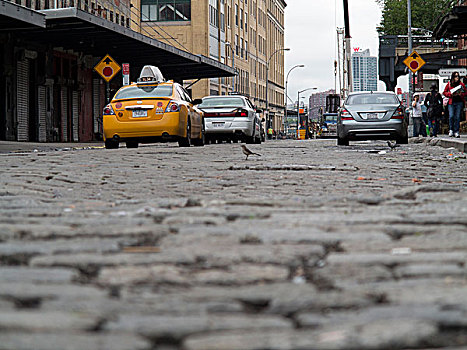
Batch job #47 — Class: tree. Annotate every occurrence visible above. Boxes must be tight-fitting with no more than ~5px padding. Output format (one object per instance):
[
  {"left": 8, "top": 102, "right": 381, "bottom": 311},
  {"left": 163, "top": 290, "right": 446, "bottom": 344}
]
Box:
[{"left": 376, "top": 0, "right": 454, "bottom": 36}]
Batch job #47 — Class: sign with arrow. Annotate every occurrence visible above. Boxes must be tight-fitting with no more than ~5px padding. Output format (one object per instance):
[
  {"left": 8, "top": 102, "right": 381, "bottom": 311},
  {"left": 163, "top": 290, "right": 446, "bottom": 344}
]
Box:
[
  {"left": 94, "top": 54, "right": 121, "bottom": 82},
  {"left": 403, "top": 50, "right": 426, "bottom": 74}
]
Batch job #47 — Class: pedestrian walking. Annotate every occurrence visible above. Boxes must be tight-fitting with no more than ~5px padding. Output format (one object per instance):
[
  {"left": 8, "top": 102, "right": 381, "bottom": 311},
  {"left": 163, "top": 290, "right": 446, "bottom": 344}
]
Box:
[
  {"left": 424, "top": 83, "right": 444, "bottom": 137},
  {"left": 267, "top": 127, "right": 273, "bottom": 140},
  {"left": 412, "top": 94, "right": 425, "bottom": 137},
  {"left": 443, "top": 71, "right": 466, "bottom": 138},
  {"left": 421, "top": 97, "right": 429, "bottom": 136}
]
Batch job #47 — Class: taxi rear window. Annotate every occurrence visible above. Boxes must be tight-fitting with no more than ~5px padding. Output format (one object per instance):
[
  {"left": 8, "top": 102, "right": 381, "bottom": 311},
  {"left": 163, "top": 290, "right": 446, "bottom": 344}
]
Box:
[{"left": 114, "top": 85, "right": 173, "bottom": 99}]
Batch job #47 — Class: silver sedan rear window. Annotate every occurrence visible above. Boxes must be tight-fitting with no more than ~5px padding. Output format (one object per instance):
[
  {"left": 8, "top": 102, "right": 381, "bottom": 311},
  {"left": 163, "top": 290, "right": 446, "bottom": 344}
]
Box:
[
  {"left": 346, "top": 94, "right": 399, "bottom": 105},
  {"left": 198, "top": 97, "right": 245, "bottom": 108}
]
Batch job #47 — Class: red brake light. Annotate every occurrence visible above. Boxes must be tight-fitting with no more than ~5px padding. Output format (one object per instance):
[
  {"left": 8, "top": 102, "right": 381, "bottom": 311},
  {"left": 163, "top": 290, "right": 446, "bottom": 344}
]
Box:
[
  {"left": 103, "top": 104, "right": 115, "bottom": 116},
  {"left": 236, "top": 109, "right": 248, "bottom": 117},
  {"left": 165, "top": 101, "right": 180, "bottom": 113},
  {"left": 391, "top": 106, "right": 405, "bottom": 119},
  {"left": 340, "top": 109, "right": 353, "bottom": 120}
]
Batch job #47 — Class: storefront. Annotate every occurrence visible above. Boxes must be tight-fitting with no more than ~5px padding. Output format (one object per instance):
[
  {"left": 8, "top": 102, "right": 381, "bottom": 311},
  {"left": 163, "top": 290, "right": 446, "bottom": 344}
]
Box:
[{"left": 0, "top": 1, "right": 234, "bottom": 142}]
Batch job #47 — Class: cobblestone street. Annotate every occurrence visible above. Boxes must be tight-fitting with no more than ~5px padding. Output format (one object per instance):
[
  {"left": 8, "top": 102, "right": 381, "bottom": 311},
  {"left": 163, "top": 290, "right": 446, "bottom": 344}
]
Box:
[{"left": 1, "top": 139, "right": 467, "bottom": 350}]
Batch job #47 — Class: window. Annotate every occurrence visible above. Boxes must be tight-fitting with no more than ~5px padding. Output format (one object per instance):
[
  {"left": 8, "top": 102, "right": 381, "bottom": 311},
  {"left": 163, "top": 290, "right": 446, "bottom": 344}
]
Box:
[
  {"left": 141, "top": 0, "right": 191, "bottom": 22},
  {"left": 240, "top": 9, "right": 243, "bottom": 29},
  {"left": 115, "top": 85, "right": 174, "bottom": 99},
  {"left": 198, "top": 97, "right": 246, "bottom": 108},
  {"left": 235, "top": 35, "right": 239, "bottom": 55},
  {"left": 235, "top": 4, "right": 238, "bottom": 26},
  {"left": 209, "top": 4, "right": 218, "bottom": 27}
]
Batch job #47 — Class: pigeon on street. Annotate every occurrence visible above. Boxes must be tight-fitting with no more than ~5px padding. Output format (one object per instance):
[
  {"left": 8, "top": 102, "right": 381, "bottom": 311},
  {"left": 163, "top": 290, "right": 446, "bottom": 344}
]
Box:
[
  {"left": 241, "top": 145, "right": 261, "bottom": 160},
  {"left": 387, "top": 140, "right": 400, "bottom": 150}
]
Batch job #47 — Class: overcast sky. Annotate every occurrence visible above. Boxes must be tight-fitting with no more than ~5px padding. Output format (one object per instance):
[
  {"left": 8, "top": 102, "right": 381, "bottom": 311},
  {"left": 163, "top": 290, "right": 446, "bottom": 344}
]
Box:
[{"left": 284, "top": 0, "right": 384, "bottom": 102}]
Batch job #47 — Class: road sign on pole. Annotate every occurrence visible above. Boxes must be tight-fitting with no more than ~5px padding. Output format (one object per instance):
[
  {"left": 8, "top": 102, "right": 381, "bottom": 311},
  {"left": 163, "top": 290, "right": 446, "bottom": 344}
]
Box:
[
  {"left": 122, "top": 63, "right": 130, "bottom": 85},
  {"left": 94, "top": 54, "right": 121, "bottom": 82},
  {"left": 403, "top": 50, "right": 426, "bottom": 74}
]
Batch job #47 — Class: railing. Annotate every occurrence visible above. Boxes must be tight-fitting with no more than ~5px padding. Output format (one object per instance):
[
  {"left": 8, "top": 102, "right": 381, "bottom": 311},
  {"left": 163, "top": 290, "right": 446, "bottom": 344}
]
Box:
[{"left": 379, "top": 35, "right": 457, "bottom": 50}]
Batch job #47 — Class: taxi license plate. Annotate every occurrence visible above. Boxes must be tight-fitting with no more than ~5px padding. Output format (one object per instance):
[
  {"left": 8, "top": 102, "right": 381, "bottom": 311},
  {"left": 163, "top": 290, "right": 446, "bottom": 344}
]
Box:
[
  {"left": 132, "top": 110, "right": 148, "bottom": 118},
  {"left": 212, "top": 122, "right": 224, "bottom": 128},
  {"left": 367, "top": 113, "right": 378, "bottom": 119}
]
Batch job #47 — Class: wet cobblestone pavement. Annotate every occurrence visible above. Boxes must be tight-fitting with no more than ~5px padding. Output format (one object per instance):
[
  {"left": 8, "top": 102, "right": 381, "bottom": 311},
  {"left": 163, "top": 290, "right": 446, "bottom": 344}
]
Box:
[{"left": 0, "top": 139, "right": 466, "bottom": 350}]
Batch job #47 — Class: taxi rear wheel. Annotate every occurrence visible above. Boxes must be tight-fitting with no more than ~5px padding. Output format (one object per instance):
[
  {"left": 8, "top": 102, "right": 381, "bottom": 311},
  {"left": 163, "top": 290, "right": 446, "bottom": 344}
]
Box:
[
  {"left": 192, "top": 121, "right": 205, "bottom": 147},
  {"left": 178, "top": 118, "right": 192, "bottom": 147},
  {"left": 105, "top": 139, "right": 119, "bottom": 149}
]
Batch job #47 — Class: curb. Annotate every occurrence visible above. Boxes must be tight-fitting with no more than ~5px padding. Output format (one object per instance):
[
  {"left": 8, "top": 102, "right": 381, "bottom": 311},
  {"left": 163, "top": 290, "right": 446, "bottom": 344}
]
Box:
[{"left": 438, "top": 138, "right": 467, "bottom": 153}]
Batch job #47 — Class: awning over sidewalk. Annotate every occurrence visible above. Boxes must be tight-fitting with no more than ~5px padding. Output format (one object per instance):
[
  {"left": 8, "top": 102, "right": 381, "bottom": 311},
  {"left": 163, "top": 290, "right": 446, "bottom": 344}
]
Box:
[
  {"left": 433, "top": 6, "right": 467, "bottom": 39},
  {"left": 0, "top": 0, "right": 45, "bottom": 29},
  {"left": 5, "top": 6, "right": 234, "bottom": 81}
]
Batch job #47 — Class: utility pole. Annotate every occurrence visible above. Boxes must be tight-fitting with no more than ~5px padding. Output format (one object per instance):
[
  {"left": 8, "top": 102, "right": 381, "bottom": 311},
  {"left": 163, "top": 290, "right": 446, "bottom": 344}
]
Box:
[
  {"left": 343, "top": 0, "right": 352, "bottom": 97},
  {"left": 407, "top": 0, "right": 413, "bottom": 103}
]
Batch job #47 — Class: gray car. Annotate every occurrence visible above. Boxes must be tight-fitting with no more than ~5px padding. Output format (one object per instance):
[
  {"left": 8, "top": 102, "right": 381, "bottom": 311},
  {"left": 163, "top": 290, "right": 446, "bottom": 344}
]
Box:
[
  {"left": 337, "top": 91, "right": 408, "bottom": 146},
  {"left": 197, "top": 95, "right": 262, "bottom": 144}
]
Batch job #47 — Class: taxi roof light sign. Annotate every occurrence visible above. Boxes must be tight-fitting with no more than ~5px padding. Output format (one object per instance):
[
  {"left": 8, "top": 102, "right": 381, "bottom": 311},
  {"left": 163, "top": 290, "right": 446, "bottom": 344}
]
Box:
[
  {"left": 403, "top": 50, "right": 426, "bottom": 74},
  {"left": 137, "top": 65, "right": 165, "bottom": 83},
  {"left": 94, "top": 54, "right": 121, "bottom": 82}
]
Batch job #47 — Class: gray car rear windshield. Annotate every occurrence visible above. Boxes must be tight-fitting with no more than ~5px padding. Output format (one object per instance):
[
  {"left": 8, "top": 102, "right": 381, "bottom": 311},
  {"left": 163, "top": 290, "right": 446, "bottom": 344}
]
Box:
[
  {"left": 198, "top": 97, "right": 245, "bottom": 108},
  {"left": 114, "top": 85, "right": 173, "bottom": 99},
  {"left": 346, "top": 94, "right": 399, "bottom": 105}
]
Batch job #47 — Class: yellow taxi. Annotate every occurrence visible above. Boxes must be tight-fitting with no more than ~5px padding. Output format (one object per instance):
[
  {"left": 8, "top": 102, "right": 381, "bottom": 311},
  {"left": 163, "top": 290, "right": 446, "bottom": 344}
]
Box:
[{"left": 103, "top": 66, "right": 205, "bottom": 149}]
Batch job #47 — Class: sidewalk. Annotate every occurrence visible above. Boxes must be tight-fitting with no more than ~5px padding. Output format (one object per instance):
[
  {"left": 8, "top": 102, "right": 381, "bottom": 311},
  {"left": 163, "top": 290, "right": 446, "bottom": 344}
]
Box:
[{"left": 0, "top": 141, "right": 104, "bottom": 154}]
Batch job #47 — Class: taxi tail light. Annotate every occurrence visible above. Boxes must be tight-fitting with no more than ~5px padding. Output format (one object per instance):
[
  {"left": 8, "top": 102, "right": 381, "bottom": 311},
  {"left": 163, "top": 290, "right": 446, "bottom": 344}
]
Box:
[
  {"left": 340, "top": 109, "right": 353, "bottom": 120},
  {"left": 391, "top": 106, "right": 405, "bottom": 119},
  {"left": 103, "top": 104, "right": 115, "bottom": 116},
  {"left": 236, "top": 109, "right": 248, "bottom": 117},
  {"left": 165, "top": 101, "right": 180, "bottom": 113}
]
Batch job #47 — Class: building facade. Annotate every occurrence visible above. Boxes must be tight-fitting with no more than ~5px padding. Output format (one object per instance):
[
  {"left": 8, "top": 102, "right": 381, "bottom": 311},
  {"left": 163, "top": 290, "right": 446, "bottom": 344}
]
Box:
[
  {"left": 139, "top": 0, "right": 287, "bottom": 130},
  {"left": 308, "top": 89, "right": 335, "bottom": 121},
  {"left": 0, "top": 0, "right": 232, "bottom": 142},
  {"left": 352, "top": 49, "right": 377, "bottom": 92}
]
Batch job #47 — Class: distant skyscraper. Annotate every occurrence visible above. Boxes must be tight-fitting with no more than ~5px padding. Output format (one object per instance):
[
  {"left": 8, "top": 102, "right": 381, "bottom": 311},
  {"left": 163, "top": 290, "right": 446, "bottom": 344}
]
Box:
[{"left": 352, "top": 49, "right": 377, "bottom": 92}]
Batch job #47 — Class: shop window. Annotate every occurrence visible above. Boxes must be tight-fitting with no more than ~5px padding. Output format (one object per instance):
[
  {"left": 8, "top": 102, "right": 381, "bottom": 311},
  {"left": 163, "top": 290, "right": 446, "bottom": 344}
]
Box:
[{"left": 141, "top": 0, "right": 191, "bottom": 22}]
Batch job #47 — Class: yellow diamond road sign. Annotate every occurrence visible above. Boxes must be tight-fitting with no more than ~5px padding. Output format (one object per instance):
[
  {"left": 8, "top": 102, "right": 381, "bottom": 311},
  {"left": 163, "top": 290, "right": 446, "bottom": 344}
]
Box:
[
  {"left": 94, "top": 54, "right": 121, "bottom": 82},
  {"left": 403, "top": 50, "right": 426, "bottom": 73}
]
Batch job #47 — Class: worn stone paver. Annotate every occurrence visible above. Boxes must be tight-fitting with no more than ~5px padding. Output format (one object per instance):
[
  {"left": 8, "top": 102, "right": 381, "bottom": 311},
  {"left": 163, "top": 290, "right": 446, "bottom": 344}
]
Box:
[{"left": 0, "top": 139, "right": 466, "bottom": 349}]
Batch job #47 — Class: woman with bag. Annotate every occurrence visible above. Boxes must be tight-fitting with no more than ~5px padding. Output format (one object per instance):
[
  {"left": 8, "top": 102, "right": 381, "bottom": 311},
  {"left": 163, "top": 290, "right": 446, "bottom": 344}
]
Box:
[{"left": 443, "top": 71, "right": 466, "bottom": 137}]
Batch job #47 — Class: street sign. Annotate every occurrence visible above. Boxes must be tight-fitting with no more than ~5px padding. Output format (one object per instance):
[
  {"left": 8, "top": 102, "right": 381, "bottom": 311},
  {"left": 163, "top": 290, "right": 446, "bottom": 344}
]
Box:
[
  {"left": 403, "top": 50, "right": 426, "bottom": 73},
  {"left": 122, "top": 63, "right": 130, "bottom": 85},
  {"left": 94, "top": 54, "right": 121, "bottom": 82},
  {"left": 439, "top": 68, "right": 467, "bottom": 77}
]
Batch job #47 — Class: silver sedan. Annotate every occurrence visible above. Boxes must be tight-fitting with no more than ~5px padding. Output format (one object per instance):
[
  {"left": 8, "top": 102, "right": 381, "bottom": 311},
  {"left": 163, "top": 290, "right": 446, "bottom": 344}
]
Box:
[
  {"left": 337, "top": 92, "right": 408, "bottom": 146},
  {"left": 197, "top": 95, "right": 262, "bottom": 144}
]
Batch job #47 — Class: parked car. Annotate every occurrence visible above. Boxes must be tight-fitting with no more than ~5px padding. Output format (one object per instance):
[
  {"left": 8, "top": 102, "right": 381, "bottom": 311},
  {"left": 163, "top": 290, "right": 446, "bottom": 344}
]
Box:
[
  {"left": 197, "top": 95, "right": 262, "bottom": 144},
  {"left": 337, "top": 91, "right": 408, "bottom": 146},
  {"left": 103, "top": 65, "right": 204, "bottom": 149}
]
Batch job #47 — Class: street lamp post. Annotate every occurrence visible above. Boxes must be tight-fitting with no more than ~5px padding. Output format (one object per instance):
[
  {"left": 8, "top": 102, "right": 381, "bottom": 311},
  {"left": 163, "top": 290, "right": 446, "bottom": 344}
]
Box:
[
  {"left": 296, "top": 87, "right": 317, "bottom": 139},
  {"left": 266, "top": 47, "right": 290, "bottom": 132},
  {"left": 285, "top": 64, "right": 305, "bottom": 135},
  {"left": 407, "top": 0, "right": 413, "bottom": 103},
  {"left": 226, "top": 42, "right": 235, "bottom": 93}
]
